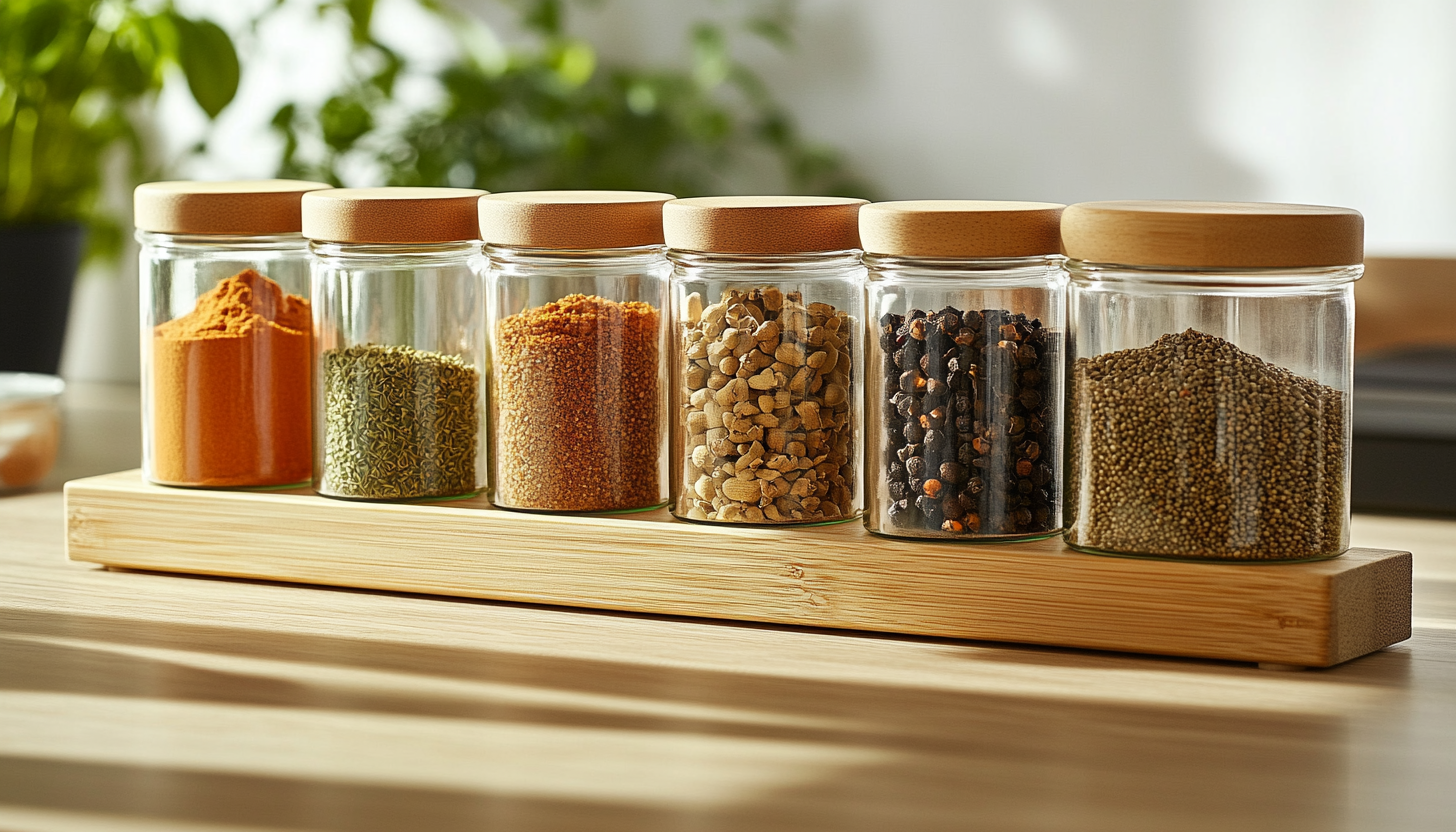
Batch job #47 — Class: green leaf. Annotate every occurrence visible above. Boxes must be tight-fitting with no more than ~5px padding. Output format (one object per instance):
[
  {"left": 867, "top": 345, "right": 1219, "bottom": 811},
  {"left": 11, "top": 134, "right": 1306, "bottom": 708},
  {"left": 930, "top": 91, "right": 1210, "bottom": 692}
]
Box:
[
  {"left": 343, "top": 0, "right": 376, "bottom": 44},
  {"left": 171, "top": 16, "right": 239, "bottom": 119},
  {"left": 319, "top": 95, "right": 373, "bottom": 151},
  {"left": 552, "top": 40, "right": 595, "bottom": 88}
]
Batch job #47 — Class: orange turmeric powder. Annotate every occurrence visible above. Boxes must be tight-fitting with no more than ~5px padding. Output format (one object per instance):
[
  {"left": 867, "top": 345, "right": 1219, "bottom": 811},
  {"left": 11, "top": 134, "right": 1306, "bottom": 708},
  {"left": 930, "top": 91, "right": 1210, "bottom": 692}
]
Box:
[{"left": 150, "top": 269, "right": 312, "bottom": 486}]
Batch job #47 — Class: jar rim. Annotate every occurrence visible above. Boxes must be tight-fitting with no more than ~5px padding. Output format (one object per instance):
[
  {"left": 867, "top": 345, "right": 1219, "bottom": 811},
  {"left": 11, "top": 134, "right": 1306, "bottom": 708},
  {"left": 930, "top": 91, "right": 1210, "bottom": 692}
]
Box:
[
  {"left": 865, "top": 253, "right": 1064, "bottom": 273},
  {"left": 1067, "top": 259, "right": 1362, "bottom": 287}
]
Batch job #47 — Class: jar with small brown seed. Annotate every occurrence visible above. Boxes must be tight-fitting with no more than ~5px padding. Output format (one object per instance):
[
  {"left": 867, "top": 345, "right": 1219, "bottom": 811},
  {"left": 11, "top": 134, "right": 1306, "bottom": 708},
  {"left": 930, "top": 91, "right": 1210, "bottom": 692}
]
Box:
[
  {"left": 481, "top": 191, "right": 674, "bottom": 513},
  {"left": 1061, "top": 200, "right": 1362, "bottom": 561},
  {"left": 664, "top": 196, "right": 866, "bottom": 525},
  {"left": 860, "top": 201, "right": 1067, "bottom": 541}
]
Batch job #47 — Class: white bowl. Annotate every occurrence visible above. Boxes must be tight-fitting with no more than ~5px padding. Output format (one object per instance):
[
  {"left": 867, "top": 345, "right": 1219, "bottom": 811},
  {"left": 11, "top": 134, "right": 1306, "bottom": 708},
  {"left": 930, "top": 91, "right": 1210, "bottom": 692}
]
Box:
[{"left": 0, "top": 373, "right": 65, "bottom": 490}]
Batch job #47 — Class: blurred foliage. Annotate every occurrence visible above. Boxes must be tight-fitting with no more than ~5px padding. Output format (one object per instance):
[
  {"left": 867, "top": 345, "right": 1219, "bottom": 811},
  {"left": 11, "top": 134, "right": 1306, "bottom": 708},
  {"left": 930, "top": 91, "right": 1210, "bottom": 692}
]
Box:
[
  {"left": 269, "top": 0, "right": 877, "bottom": 198},
  {"left": 0, "top": 0, "right": 240, "bottom": 258}
]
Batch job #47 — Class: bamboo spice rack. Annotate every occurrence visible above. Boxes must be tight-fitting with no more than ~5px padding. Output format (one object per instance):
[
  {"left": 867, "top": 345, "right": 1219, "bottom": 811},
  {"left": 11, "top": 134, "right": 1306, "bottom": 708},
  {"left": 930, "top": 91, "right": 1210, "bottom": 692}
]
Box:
[{"left": 64, "top": 470, "right": 1412, "bottom": 668}]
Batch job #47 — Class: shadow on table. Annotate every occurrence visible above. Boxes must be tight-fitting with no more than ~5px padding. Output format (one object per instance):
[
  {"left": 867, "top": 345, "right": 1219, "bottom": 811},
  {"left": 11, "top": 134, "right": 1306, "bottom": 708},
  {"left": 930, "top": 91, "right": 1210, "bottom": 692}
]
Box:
[{"left": 0, "top": 605, "right": 1398, "bottom": 832}]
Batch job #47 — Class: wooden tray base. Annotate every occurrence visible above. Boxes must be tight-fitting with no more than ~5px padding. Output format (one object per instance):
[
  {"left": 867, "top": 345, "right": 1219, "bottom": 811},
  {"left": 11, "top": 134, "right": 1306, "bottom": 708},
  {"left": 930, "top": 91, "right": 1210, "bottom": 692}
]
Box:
[{"left": 64, "top": 470, "right": 1412, "bottom": 667}]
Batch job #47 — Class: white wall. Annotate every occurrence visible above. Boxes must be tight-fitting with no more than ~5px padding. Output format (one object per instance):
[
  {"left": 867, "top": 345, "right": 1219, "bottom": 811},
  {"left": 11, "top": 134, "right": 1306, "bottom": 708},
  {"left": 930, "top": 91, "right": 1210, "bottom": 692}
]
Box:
[
  {"left": 558, "top": 0, "right": 1456, "bottom": 255},
  {"left": 61, "top": 0, "right": 1456, "bottom": 381}
]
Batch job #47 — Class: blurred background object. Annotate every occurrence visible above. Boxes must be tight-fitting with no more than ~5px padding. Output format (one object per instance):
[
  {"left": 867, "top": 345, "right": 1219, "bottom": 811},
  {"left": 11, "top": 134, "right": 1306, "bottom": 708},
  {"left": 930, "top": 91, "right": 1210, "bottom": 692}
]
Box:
[
  {"left": 1353, "top": 257, "right": 1456, "bottom": 513},
  {"left": 0, "top": 372, "right": 63, "bottom": 490},
  {"left": 0, "top": 0, "right": 239, "bottom": 373},
  {"left": 265, "top": 0, "right": 875, "bottom": 198}
]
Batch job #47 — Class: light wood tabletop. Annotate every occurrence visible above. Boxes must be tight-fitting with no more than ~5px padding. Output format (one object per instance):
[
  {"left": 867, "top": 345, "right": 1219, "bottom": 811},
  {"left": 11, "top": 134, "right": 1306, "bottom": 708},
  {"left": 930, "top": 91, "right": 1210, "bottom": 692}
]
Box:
[{"left": 2, "top": 386, "right": 1454, "bottom": 831}]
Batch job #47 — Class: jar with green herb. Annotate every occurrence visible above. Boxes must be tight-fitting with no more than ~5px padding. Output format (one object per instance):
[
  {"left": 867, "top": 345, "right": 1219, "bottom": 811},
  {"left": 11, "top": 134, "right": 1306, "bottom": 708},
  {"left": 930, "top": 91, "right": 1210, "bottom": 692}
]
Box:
[
  {"left": 1062, "top": 201, "right": 1362, "bottom": 561},
  {"left": 304, "top": 187, "right": 488, "bottom": 501},
  {"left": 480, "top": 191, "right": 674, "bottom": 514},
  {"left": 665, "top": 196, "right": 867, "bottom": 525}
]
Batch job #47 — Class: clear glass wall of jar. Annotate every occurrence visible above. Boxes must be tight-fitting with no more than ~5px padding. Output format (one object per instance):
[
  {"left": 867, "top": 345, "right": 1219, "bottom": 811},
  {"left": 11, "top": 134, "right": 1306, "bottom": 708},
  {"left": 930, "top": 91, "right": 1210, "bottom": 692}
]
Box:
[
  {"left": 136, "top": 180, "right": 330, "bottom": 488},
  {"left": 304, "top": 187, "right": 488, "bottom": 501},
  {"left": 479, "top": 191, "right": 673, "bottom": 513},
  {"left": 1061, "top": 200, "right": 1363, "bottom": 562},
  {"left": 860, "top": 201, "right": 1066, "bottom": 541},
  {"left": 665, "top": 196, "right": 867, "bottom": 525}
]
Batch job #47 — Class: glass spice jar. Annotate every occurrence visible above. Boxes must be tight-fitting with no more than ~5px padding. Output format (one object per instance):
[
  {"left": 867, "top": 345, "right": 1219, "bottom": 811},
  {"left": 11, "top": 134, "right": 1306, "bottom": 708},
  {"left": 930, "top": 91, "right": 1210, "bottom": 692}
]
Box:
[
  {"left": 861, "top": 201, "right": 1066, "bottom": 541},
  {"left": 304, "top": 187, "right": 489, "bottom": 501},
  {"left": 1062, "top": 200, "right": 1363, "bottom": 562},
  {"left": 137, "top": 179, "right": 330, "bottom": 488},
  {"left": 665, "top": 196, "right": 867, "bottom": 525},
  {"left": 480, "top": 191, "right": 674, "bottom": 513}
]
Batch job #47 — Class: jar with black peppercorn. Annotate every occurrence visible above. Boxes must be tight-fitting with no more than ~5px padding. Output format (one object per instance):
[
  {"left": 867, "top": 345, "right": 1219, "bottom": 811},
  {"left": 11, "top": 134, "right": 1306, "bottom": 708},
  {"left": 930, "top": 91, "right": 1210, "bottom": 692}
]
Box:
[
  {"left": 1062, "top": 201, "right": 1362, "bottom": 561},
  {"left": 861, "top": 201, "right": 1066, "bottom": 540},
  {"left": 665, "top": 196, "right": 867, "bottom": 525},
  {"left": 480, "top": 191, "right": 674, "bottom": 513}
]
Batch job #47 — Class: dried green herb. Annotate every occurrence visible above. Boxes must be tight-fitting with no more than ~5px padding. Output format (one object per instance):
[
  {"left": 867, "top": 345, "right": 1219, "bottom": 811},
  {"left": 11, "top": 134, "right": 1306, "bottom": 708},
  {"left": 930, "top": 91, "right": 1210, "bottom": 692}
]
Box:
[{"left": 322, "top": 343, "right": 479, "bottom": 500}]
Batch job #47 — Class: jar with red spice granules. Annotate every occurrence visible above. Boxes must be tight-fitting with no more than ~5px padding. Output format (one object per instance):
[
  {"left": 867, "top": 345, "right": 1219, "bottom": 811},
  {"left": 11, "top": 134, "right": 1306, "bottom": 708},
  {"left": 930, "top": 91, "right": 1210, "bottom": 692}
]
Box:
[{"left": 480, "top": 191, "right": 674, "bottom": 513}]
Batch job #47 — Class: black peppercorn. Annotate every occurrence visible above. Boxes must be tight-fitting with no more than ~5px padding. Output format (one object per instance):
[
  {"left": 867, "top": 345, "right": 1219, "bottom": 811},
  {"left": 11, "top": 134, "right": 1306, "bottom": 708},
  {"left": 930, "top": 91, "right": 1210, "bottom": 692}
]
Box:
[{"left": 876, "top": 306, "right": 1057, "bottom": 538}]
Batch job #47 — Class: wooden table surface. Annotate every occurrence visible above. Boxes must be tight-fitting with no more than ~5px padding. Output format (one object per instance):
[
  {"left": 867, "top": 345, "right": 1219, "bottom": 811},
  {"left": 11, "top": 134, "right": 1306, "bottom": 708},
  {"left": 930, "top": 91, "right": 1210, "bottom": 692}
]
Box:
[{"left": 2, "top": 386, "right": 1454, "bottom": 831}]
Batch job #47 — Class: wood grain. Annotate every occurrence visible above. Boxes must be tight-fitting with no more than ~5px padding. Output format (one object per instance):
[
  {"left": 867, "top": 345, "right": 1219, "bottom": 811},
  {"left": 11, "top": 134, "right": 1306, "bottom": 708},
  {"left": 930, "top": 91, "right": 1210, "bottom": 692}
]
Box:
[
  {"left": 301, "top": 187, "right": 487, "bottom": 244},
  {"left": 64, "top": 470, "right": 1412, "bottom": 667},
  {"left": 132, "top": 180, "right": 330, "bottom": 235},
  {"left": 663, "top": 196, "right": 865, "bottom": 254},
  {"left": 858, "top": 200, "right": 1064, "bottom": 258},
  {"left": 1060, "top": 200, "right": 1363, "bottom": 268},
  {"left": 478, "top": 190, "right": 673, "bottom": 249}
]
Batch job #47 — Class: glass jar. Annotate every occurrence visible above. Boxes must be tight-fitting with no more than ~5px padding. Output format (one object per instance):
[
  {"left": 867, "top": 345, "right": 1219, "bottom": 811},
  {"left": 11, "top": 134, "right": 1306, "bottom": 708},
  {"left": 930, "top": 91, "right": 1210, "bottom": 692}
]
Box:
[
  {"left": 860, "top": 201, "right": 1066, "bottom": 540},
  {"left": 137, "top": 179, "right": 330, "bottom": 487},
  {"left": 304, "top": 187, "right": 488, "bottom": 501},
  {"left": 480, "top": 191, "right": 673, "bottom": 513},
  {"left": 1061, "top": 200, "right": 1363, "bottom": 561},
  {"left": 664, "top": 196, "right": 867, "bottom": 525}
]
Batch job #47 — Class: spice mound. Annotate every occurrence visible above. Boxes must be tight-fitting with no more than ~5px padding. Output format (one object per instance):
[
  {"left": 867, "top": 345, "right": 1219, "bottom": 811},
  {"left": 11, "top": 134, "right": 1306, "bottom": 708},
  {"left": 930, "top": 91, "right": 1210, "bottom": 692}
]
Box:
[
  {"left": 1068, "top": 329, "right": 1346, "bottom": 560},
  {"left": 322, "top": 344, "right": 479, "bottom": 500},
  {"left": 677, "top": 287, "right": 856, "bottom": 524},
  {"left": 494, "top": 294, "right": 661, "bottom": 512},
  {"left": 878, "top": 306, "right": 1057, "bottom": 538},
  {"left": 151, "top": 269, "right": 311, "bottom": 486}
]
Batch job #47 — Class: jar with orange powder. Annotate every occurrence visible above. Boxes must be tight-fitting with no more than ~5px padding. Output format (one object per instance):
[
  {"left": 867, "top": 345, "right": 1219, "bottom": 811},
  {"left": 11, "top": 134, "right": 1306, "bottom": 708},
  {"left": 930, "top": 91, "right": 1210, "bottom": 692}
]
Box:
[{"left": 137, "top": 180, "right": 331, "bottom": 487}]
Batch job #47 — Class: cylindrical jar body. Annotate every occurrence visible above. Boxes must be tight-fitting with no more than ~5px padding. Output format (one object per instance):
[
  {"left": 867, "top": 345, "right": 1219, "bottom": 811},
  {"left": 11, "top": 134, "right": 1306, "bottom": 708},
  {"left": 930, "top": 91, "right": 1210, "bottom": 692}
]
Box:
[
  {"left": 311, "top": 242, "right": 486, "bottom": 500},
  {"left": 1066, "top": 264, "right": 1357, "bottom": 560},
  {"left": 486, "top": 246, "right": 670, "bottom": 512},
  {"left": 139, "top": 231, "right": 315, "bottom": 487},
  {"left": 1059, "top": 196, "right": 1367, "bottom": 562},
  {"left": 865, "top": 255, "right": 1065, "bottom": 540},
  {"left": 670, "top": 252, "right": 865, "bottom": 524}
]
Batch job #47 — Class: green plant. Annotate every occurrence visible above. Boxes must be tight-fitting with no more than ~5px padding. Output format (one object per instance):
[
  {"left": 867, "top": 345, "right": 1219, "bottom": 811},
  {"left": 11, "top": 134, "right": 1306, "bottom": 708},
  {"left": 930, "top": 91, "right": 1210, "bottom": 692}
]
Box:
[
  {"left": 0, "top": 0, "right": 241, "bottom": 256},
  {"left": 268, "top": 0, "right": 876, "bottom": 199}
]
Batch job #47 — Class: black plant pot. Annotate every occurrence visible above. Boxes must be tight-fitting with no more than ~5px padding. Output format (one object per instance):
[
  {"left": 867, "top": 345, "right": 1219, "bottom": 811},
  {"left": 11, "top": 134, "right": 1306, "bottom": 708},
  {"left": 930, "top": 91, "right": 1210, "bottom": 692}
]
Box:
[{"left": 0, "top": 223, "right": 85, "bottom": 374}]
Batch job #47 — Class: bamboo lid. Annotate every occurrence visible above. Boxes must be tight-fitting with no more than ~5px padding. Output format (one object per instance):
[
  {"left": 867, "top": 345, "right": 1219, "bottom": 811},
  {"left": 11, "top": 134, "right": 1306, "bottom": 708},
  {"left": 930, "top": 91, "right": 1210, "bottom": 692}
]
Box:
[
  {"left": 663, "top": 196, "right": 866, "bottom": 254},
  {"left": 134, "top": 180, "right": 332, "bottom": 234},
  {"left": 302, "top": 187, "right": 489, "bottom": 244},
  {"left": 859, "top": 200, "right": 1065, "bottom": 258},
  {"left": 1060, "top": 201, "right": 1364, "bottom": 269},
  {"left": 478, "top": 191, "right": 675, "bottom": 249}
]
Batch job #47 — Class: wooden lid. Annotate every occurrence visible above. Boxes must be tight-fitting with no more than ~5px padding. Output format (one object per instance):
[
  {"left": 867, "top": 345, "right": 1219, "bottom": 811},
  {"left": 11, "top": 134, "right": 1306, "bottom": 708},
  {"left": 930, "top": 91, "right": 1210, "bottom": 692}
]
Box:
[
  {"left": 1061, "top": 200, "right": 1364, "bottom": 269},
  {"left": 134, "top": 180, "right": 332, "bottom": 234},
  {"left": 663, "top": 196, "right": 866, "bottom": 254},
  {"left": 478, "top": 190, "right": 674, "bottom": 249},
  {"left": 859, "top": 200, "right": 1065, "bottom": 258},
  {"left": 302, "top": 187, "right": 489, "bottom": 244}
]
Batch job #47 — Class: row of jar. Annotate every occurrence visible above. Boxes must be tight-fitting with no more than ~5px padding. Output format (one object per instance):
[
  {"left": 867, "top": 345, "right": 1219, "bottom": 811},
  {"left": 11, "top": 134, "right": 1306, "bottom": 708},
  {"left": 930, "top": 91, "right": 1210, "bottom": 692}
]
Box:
[{"left": 137, "top": 182, "right": 1363, "bottom": 562}]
